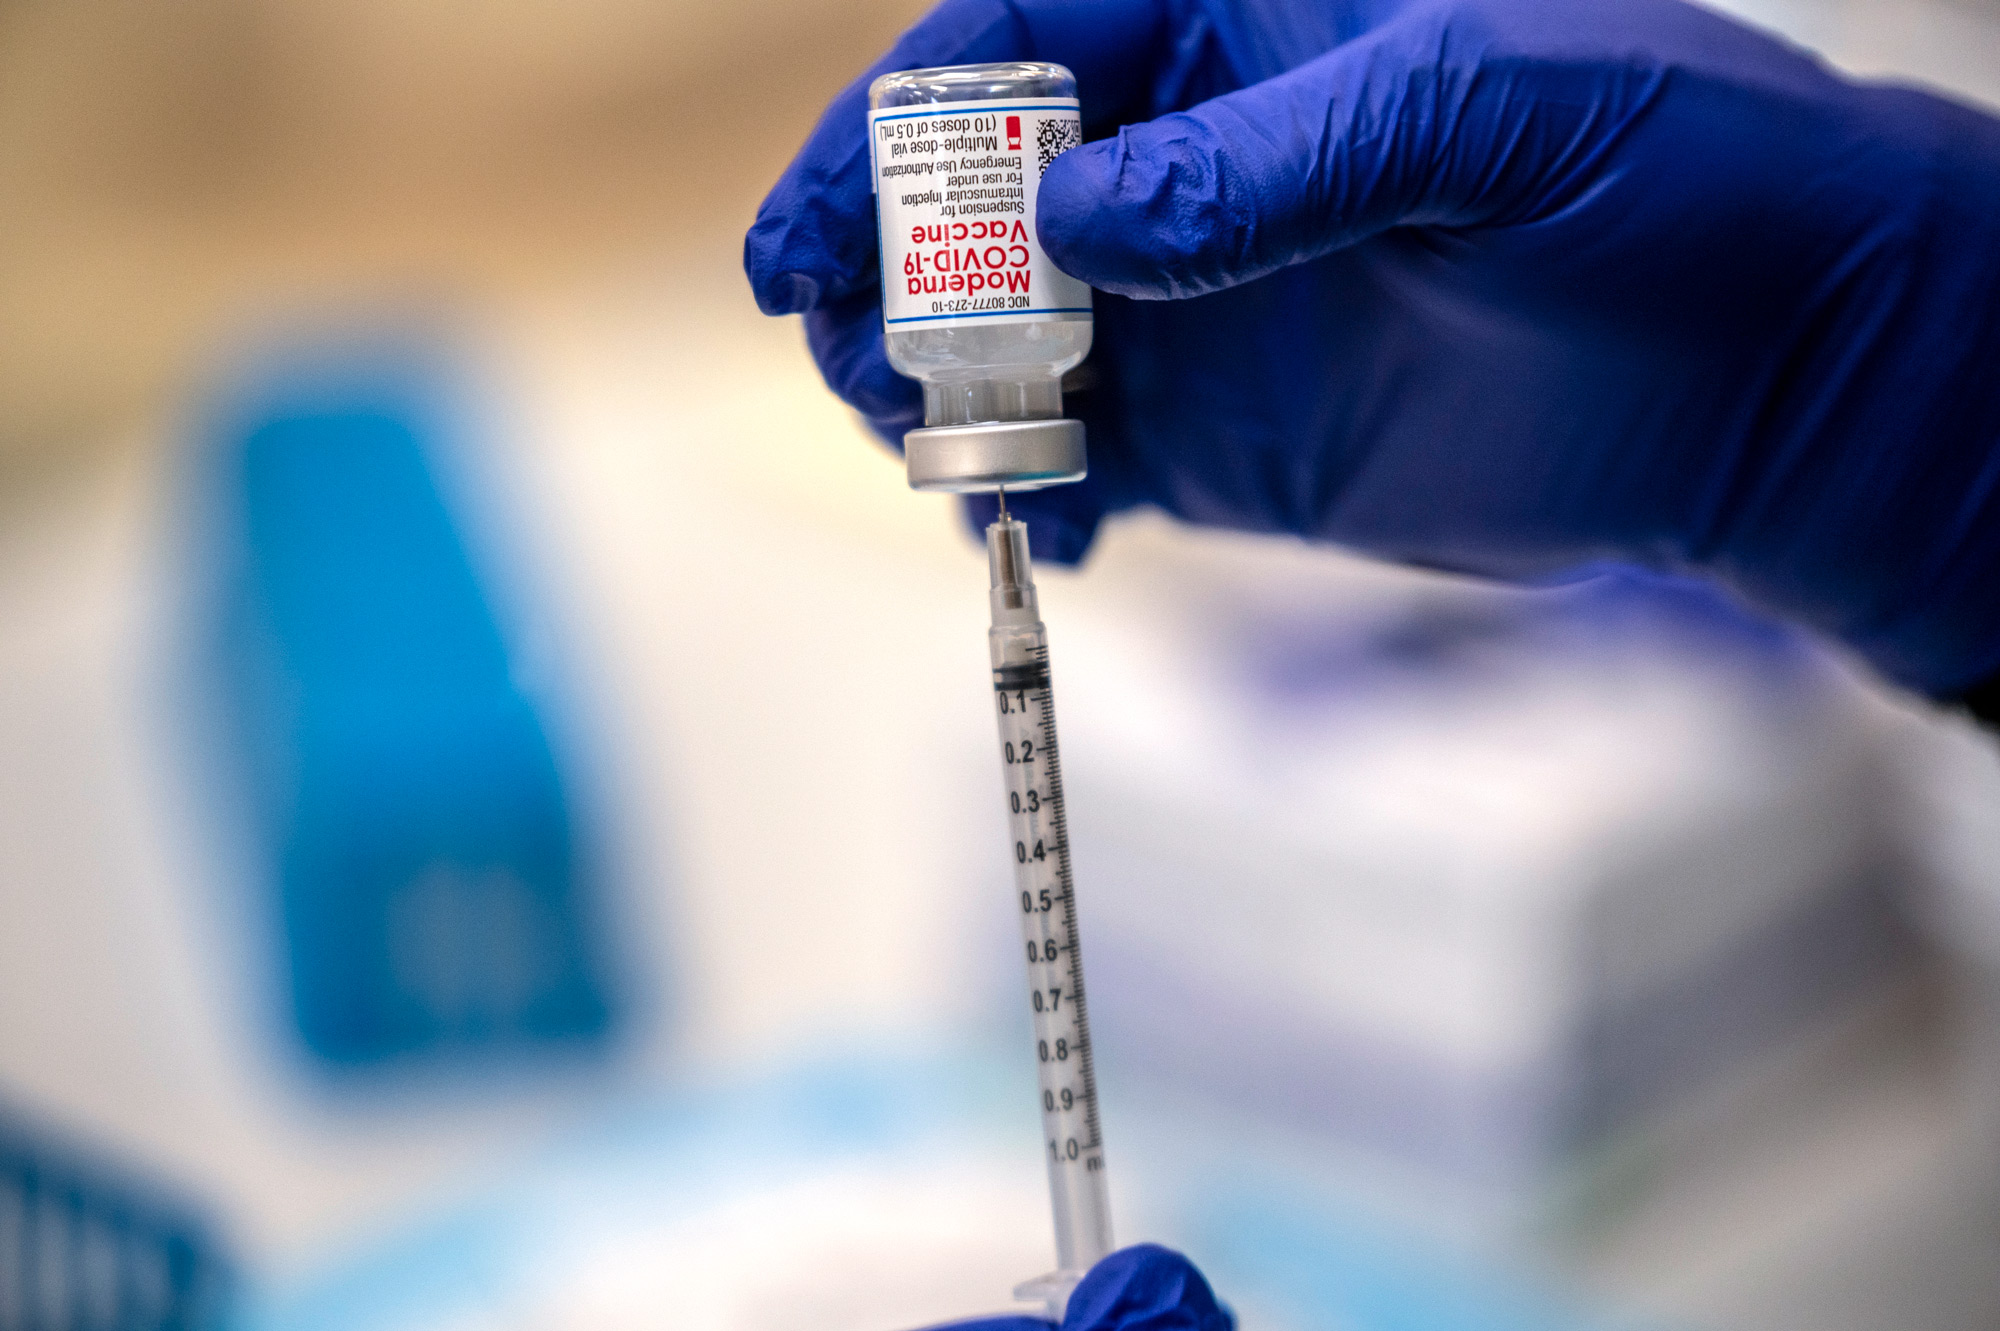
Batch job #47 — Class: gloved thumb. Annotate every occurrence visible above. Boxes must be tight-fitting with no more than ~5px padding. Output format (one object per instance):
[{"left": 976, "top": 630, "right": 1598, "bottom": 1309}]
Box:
[
  {"left": 1037, "top": 12, "right": 1657, "bottom": 299},
  {"left": 1061, "top": 1245, "right": 1233, "bottom": 1330},
  {"left": 912, "top": 1245, "right": 1230, "bottom": 1331}
]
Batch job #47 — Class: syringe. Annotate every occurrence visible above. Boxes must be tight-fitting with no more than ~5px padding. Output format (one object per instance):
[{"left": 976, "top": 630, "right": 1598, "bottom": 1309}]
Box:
[
  {"left": 864, "top": 55, "right": 1108, "bottom": 1320},
  {"left": 986, "top": 499, "right": 1113, "bottom": 1319}
]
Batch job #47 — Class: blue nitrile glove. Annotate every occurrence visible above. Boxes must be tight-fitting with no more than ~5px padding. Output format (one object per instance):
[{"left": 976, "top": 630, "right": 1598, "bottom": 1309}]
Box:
[
  {"left": 925, "top": 1245, "right": 1233, "bottom": 1331},
  {"left": 745, "top": 0, "right": 2000, "bottom": 696}
]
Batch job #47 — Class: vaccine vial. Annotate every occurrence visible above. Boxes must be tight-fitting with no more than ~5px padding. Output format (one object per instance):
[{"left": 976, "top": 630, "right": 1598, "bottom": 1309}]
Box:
[{"left": 869, "top": 62, "right": 1093, "bottom": 492}]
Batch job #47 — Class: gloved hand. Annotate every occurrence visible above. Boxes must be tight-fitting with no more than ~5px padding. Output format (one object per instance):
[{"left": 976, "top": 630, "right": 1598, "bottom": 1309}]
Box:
[
  {"left": 745, "top": 0, "right": 2000, "bottom": 696},
  {"left": 927, "top": 1245, "right": 1232, "bottom": 1331}
]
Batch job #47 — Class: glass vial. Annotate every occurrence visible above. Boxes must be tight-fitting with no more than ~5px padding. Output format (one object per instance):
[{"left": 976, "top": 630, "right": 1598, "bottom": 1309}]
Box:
[{"left": 868, "top": 62, "right": 1093, "bottom": 492}]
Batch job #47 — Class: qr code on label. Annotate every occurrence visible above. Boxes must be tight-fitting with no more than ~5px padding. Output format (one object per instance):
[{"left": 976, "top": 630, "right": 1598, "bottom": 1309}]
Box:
[{"left": 1036, "top": 117, "right": 1082, "bottom": 175}]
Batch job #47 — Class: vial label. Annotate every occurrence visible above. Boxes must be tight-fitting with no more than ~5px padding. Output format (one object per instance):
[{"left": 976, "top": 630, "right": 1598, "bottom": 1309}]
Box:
[{"left": 870, "top": 97, "right": 1093, "bottom": 329}]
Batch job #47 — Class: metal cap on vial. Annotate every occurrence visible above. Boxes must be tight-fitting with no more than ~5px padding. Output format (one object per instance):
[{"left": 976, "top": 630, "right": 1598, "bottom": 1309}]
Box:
[{"left": 904, "top": 418, "right": 1086, "bottom": 493}]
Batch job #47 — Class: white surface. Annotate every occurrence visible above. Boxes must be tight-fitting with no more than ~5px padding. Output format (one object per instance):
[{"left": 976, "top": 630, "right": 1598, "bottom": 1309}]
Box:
[
  {"left": 1067, "top": 632, "right": 1882, "bottom": 1072},
  {"left": 1710, "top": 0, "right": 2000, "bottom": 110}
]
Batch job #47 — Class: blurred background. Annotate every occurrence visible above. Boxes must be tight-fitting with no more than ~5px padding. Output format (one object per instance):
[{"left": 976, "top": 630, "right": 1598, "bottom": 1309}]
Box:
[{"left": 4, "top": 1, "right": 2000, "bottom": 1328}]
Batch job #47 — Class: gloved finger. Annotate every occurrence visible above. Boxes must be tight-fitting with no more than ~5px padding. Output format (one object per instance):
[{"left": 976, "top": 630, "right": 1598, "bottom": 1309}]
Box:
[
  {"left": 745, "top": 0, "right": 1170, "bottom": 317},
  {"left": 1038, "top": 8, "right": 1662, "bottom": 299},
  {"left": 916, "top": 1319, "right": 1050, "bottom": 1331},
  {"left": 803, "top": 290, "right": 922, "bottom": 445},
  {"left": 1061, "top": 1244, "right": 1233, "bottom": 1331}
]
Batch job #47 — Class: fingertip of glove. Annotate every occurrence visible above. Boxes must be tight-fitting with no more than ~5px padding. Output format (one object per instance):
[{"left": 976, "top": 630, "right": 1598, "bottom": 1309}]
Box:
[
  {"left": 1062, "top": 1244, "right": 1233, "bottom": 1331},
  {"left": 1036, "top": 128, "right": 1223, "bottom": 300},
  {"left": 961, "top": 492, "right": 1003, "bottom": 540},
  {"left": 743, "top": 216, "right": 823, "bottom": 316},
  {"left": 764, "top": 272, "right": 825, "bottom": 317},
  {"left": 1036, "top": 512, "right": 1099, "bottom": 566},
  {"left": 803, "top": 303, "right": 918, "bottom": 429},
  {"left": 1035, "top": 141, "right": 1121, "bottom": 278}
]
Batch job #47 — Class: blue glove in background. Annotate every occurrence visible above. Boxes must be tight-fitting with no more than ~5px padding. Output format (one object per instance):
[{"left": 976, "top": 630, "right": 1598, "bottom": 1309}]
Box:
[
  {"left": 746, "top": 0, "right": 2000, "bottom": 696},
  {"left": 927, "top": 1245, "right": 1233, "bottom": 1331}
]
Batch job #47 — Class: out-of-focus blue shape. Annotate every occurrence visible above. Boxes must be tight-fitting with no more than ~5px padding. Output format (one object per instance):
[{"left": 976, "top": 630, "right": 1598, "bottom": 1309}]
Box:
[
  {"left": 1238, "top": 566, "right": 1808, "bottom": 707},
  {"left": 1058, "top": 1244, "right": 1234, "bottom": 1331},
  {"left": 0, "top": 1101, "right": 230, "bottom": 1330},
  {"left": 202, "top": 338, "right": 617, "bottom": 1068}
]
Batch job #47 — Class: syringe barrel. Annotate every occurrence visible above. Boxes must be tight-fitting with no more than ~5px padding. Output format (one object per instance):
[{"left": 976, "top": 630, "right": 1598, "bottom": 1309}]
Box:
[{"left": 985, "top": 519, "right": 1114, "bottom": 1288}]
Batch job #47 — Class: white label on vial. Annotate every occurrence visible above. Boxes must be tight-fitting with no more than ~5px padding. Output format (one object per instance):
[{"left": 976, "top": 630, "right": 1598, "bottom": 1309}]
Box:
[{"left": 870, "top": 96, "right": 1093, "bottom": 329}]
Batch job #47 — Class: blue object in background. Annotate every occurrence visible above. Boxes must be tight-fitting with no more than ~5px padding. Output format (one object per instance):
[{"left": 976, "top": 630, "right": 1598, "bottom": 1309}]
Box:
[
  {"left": 205, "top": 341, "right": 617, "bottom": 1068},
  {"left": 0, "top": 1102, "right": 229, "bottom": 1329}
]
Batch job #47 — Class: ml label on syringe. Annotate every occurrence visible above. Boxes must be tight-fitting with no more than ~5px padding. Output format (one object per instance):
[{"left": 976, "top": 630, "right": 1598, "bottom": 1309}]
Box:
[{"left": 869, "top": 97, "right": 1093, "bottom": 328}]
